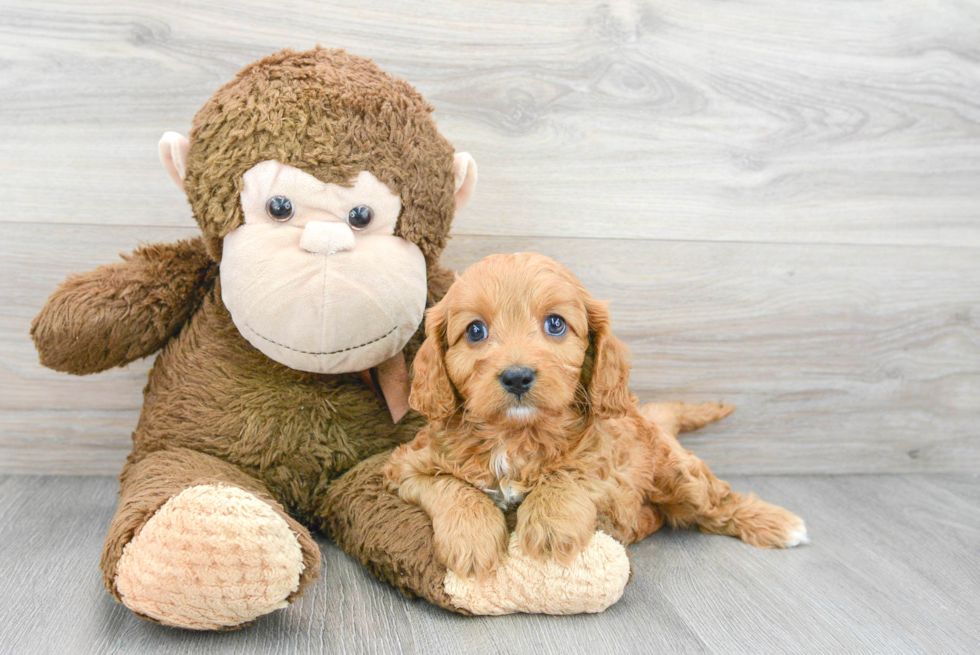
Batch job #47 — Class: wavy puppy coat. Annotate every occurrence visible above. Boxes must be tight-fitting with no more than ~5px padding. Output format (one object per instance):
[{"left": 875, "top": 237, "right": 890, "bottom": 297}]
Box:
[{"left": 384, "top": 253, "right": 807, "bottom": 578}]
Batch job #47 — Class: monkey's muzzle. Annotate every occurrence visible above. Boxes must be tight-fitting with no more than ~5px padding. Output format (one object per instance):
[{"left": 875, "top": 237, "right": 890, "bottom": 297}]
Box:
[{"left": 299, "top": 221, "right": 356, "bottom": 255}]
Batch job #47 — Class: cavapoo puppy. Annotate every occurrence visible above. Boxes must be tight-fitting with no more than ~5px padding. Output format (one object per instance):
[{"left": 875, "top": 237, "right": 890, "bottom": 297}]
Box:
[{"left": 384, "top": 252, "right": 807, "bottom": 578}]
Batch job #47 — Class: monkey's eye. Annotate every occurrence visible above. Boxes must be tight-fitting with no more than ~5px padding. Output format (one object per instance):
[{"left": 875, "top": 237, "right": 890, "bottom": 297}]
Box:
[
  {"left": 465, "top": 320, "right": 488, "bottom": 343},
  {"left": 544, "top": 315, "right": 566, "bottom": 337},
  {"left": 266, "top": 196, "right": 294, "bottom": 222},
  {"left": 347, "top": 205, "right": 373, "bottom": 230}
]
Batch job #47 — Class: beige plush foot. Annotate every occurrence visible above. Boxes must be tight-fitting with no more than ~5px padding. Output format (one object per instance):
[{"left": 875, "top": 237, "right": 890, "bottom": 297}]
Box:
[
  {"left": 444, "top": 531, "right": 630, "bottom": 615},
  {"left": 115, "top": 484, "right": 306, "bottom": 630}
]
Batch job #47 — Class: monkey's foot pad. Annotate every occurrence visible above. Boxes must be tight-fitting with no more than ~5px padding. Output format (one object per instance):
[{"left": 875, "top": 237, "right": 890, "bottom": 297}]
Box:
[
  {"left": 444, "top": 531, "right": 631, "bottom": 615},
  {"left": 115, "top": 484, "right": 305, "bottom": 630}
]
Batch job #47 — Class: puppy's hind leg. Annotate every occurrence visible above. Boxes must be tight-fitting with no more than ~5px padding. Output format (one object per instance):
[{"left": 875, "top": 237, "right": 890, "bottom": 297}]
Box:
[
  {"left": 640, "top": 401, "right": 735, "bottom": 438},
  {"left": 651, "top": 439, "right": 808, "bottom": 549}
]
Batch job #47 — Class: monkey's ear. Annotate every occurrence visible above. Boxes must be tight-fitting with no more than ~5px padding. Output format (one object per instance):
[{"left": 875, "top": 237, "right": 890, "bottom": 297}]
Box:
[
  {"left": 453, "top": 152, "right": 478, "bottom": 210},
  {"left": 159, "top": 132, "right": 190, "bottom": 190}
]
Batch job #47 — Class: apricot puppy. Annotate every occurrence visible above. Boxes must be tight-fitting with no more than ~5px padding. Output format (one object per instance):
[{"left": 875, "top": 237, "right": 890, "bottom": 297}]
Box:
[{"left": 383, "top": 253, "right": 807, "bottom": 579}]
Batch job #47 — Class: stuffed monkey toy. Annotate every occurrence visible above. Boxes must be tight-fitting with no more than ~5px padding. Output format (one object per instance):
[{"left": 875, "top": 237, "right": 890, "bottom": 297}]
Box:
[{"left": 31, "top": 48, "right": 631, "bottom": 630}]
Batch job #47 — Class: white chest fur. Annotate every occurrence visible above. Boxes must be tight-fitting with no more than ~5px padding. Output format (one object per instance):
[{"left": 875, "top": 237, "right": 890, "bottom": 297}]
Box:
[{"left": 483, "top": 449, "right": 527, "bottom": 510}]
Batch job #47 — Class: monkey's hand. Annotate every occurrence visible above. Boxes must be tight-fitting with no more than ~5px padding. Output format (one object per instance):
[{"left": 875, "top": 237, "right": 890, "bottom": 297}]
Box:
[{"left": 31, "top": 237, "right": 215, "bottom": 374}]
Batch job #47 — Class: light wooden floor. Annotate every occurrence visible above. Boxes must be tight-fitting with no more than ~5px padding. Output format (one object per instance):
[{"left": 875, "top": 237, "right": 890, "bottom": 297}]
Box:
[{"left": 0, "top": 473, "right": 977, "bottom": 654}]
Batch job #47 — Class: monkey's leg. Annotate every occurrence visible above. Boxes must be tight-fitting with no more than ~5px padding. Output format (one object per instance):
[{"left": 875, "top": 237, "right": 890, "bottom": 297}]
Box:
[
  {"left": 102, "top": 448, "right": 320, "bottom": 630},
  {"left": 320, "top": 451, "right": 631, "bottom": 616}
]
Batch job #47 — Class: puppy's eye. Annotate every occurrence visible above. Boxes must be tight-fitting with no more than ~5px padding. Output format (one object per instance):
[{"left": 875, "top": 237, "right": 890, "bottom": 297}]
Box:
[
  {"left": 266, "top": 196, "right": 294, "bottom": 222},
  {"left": 347, "top": 205, "right": 373, "bottom": 230},
  {"left": 465, "top": 320, "right": 488, "bottom": 343},
  {"left": 544, "top": 314, "right": 566, "bottom": 337}
]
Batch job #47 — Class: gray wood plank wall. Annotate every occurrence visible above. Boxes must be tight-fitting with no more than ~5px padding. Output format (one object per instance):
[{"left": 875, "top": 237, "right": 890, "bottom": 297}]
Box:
[{"left": 1, "top": 0, "right": 978, "bottom": 475}]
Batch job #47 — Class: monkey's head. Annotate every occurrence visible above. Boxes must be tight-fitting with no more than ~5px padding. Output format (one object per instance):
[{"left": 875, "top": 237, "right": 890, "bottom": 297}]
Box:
[{"left": 158, "top": 48, "right": 477, "bottom": 376}]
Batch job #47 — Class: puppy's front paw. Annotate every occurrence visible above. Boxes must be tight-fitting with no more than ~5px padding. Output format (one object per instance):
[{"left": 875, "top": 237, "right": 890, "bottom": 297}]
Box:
[
  {"left": 516, "top": 500, "right": 595, "bottom": 563},
  {"left": 432, "top": 506, "right": 509, "bottom": 579}
]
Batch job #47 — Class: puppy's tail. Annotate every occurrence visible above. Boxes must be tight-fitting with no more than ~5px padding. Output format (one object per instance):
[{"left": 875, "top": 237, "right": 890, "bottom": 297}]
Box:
[{"left": 639, "top": 401, "right": 735, "bottom": 437}]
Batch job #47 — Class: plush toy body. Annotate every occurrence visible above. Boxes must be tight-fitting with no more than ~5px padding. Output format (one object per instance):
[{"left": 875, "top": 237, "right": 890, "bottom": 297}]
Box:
[{"left": 30, "top": 48, "right": 631, "bottom": 630}]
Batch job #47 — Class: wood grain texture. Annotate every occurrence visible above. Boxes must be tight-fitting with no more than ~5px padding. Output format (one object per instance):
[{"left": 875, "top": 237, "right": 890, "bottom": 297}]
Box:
[
  {"left": 1, "top": 473, "right": 977, "bottom": 654},
  {"left": 0, "top": 0, "right": 979, "bottom": 246},
  {"left": 0, "top": 0, "right": 978, "bottom": 475},
  {"left": 2, "top": 223, "right": 979, "bottom": 475}
]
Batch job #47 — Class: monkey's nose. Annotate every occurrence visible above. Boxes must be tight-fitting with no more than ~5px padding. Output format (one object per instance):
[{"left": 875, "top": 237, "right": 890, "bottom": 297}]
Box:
[
  {"left": 499, "top": 366, "right": 536, "bottom": 396},
  {"left": 300, "top": 221, "right": 355, "bottom": 255}
]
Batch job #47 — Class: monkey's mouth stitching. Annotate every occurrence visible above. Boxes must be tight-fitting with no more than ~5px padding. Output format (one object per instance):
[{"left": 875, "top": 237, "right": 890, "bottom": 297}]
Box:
[{"left": 244, "top": 324, "right": 398, "bottom": 355}]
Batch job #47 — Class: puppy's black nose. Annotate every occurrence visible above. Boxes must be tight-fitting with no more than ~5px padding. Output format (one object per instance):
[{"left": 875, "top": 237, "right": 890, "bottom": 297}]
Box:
[{"left": 499, "top": 366, "right": 536, "bottom": 395}]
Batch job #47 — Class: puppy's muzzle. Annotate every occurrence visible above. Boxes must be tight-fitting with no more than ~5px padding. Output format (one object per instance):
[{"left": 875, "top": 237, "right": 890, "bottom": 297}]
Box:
[{"left": 499, "top": 366, "right": 536, "bottom": 396}]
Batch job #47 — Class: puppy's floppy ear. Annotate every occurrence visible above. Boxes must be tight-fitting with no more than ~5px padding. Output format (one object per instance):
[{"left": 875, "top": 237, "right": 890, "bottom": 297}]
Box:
[
  {"left": 582, "top": 295, "right": 633, "bottom": 419},
  {"left": 409, "top": 298, "right": 458, "bottom": 420}
]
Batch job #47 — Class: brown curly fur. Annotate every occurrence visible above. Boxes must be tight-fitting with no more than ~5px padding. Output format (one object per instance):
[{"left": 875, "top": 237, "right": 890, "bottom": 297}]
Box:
[
  {"left": 384, "top": 253, "right": 806, "bottom": 579},
  {"left": 31, "top": 238, "right": 216, "bottom": 375},
  {"left": 183, "top": 47, "right": 457, "bottom": 265},
  {"left": 30, "top": 47, "right": 466, "bottom": 620}
]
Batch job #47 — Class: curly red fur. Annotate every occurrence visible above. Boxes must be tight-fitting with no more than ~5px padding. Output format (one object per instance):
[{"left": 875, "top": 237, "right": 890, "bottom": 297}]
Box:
[{"left": 384, "top": 253, "right": 806, "bottom": 578}]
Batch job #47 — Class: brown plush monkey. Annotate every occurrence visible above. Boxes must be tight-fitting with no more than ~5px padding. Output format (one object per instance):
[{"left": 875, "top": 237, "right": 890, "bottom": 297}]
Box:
[{"left": 31, "top": 48, "right": 630, "bottom": 630}]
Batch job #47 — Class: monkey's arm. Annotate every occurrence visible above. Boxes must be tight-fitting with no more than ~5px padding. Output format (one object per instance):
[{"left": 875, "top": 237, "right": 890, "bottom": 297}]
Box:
[{"left": 31, "top": 237, "right": 215, "bottom": 375}]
